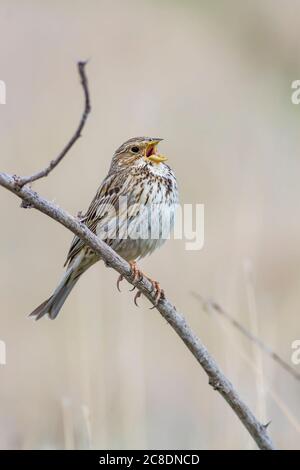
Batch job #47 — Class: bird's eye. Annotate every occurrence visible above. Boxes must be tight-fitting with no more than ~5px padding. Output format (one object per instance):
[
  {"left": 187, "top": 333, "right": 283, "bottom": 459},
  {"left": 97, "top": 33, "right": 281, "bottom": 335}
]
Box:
[{"left": 131, "top": 146, "right": 139, "bottom": 153}]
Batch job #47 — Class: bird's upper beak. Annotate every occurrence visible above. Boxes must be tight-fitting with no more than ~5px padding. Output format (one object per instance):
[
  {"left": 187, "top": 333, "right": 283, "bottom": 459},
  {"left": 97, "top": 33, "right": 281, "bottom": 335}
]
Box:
[{"left": 145, "top": 140, "right": 168, "bottom": 163}]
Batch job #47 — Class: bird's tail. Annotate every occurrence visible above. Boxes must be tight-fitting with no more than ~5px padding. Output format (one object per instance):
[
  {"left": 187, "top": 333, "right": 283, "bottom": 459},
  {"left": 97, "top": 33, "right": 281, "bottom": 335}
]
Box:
[{"left": 29, "top": 255, "right": 90, "bottom": 320}]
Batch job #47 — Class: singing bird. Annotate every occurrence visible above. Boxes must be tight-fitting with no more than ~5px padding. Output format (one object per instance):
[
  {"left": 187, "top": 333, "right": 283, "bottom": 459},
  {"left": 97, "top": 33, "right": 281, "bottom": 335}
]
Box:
[{"left": 30, "top": 137, "right": 178, "bottom": 320}]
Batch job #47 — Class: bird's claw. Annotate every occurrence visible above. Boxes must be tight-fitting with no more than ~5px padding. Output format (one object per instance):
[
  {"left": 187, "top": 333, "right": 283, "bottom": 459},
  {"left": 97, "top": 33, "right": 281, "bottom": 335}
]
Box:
[
  {"left": 116, "top": 261, "right": 142, "bottom": 295},
  {"left": 134, "top": 290, "right": 142, "bottom": 306},
  {"left": 117, "top": 274, "right": 124, "bottom": 292},
  {"left": 116, "top": 261, "right": 164, "bottom": 309},
  {"left": 149, "top": 281, "right": 165, "bottom": 309}
]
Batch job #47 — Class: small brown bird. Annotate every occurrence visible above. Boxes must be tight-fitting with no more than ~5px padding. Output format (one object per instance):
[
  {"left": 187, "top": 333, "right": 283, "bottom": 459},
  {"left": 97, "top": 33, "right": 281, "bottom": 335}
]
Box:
[{"left": 30, "top": 137, "right": 178, "bottom": 320}]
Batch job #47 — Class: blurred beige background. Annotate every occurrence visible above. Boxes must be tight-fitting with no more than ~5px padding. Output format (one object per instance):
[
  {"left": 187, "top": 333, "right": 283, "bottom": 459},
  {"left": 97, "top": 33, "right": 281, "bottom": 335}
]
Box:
[{"left": 0, "top": 0, "right": 300, "bottom": 450}]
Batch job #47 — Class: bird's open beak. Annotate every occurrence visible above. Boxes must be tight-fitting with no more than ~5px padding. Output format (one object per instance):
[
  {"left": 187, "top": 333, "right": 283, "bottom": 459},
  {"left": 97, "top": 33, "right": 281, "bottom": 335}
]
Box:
[{"left": 145, "top": 141, "right": 168, "bottom": 163}]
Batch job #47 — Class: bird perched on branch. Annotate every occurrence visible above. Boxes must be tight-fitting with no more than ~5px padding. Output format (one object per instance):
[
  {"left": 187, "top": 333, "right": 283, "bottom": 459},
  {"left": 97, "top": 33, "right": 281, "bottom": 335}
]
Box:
[{"left": 30, "top": 136, "right": 178, "bottom": 320}]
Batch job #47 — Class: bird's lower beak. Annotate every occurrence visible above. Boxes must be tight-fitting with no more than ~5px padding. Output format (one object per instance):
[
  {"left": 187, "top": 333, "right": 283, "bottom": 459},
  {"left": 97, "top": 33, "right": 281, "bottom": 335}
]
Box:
[{"left": 145, "top": 142, "right": 168, "bottom": 163}]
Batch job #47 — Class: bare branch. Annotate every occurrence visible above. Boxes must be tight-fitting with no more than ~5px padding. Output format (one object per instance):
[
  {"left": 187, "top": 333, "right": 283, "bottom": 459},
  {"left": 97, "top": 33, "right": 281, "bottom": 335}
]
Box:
[
  {"left": 0, "top": 172, "right": 275, "bottom": 450},
  {"left": 17, "top": 61, "right": 90, "bottom": 187},
  {"left": 0, "top": 63, "right": 276, "bottom": 450},
  {"left": 192, "top": 292, "right": 300, "bottom": 383}
]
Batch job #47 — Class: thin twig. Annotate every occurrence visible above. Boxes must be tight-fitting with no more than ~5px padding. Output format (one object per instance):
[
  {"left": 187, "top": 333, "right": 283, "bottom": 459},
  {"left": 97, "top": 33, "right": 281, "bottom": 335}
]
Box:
[
  {"left": 0, "top": 62, "right": 275, "bottom": 450},
  {"left": 17, "top": 61, "right": 90, "bottom": 187},
  {"left": 201, "top": 298, "right": 300, "bottom": 435},
  {"left": 191, "top": 291, "right": 300, "bottom": 382}
]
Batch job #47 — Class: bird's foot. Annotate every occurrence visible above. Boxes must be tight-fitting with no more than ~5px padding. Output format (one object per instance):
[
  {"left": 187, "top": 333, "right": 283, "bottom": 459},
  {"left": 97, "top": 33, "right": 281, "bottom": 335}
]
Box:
[
  {"left": 147, "top": 279, "right": 165, "bottom": 309},
  {"left": 116, "top": 262, "right": 165, "bottom": 308},
  {"left": 116, "top": 261, "right": 142, "bottom": 292},
  {"left": 132, "top": 278, "right": 164, "bottom": 308},
  {"left": 129, "top": 262, "right": 164, "bottom": 307},
  {"left": 129, "top": 261, "right": 143, "bottom": 283}
]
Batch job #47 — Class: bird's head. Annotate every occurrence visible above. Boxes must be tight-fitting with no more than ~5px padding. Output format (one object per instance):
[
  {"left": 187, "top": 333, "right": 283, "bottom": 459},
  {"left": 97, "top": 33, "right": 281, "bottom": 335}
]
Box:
[{"left": 111, "top": 137, "right": 167, "bottom": 171}]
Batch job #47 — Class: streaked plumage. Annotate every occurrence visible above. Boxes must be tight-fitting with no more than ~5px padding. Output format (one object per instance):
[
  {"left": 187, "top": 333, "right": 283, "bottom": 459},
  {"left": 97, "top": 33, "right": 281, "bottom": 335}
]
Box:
[{"left": 30, "top": 137, "right": 178, "bottom": 320}]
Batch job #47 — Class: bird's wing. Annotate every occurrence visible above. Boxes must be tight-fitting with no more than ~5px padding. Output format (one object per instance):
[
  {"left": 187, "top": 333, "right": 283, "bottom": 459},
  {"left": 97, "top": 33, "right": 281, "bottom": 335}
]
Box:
[{"left": 64, "top": 173, "right": 124, "bottom": 267}]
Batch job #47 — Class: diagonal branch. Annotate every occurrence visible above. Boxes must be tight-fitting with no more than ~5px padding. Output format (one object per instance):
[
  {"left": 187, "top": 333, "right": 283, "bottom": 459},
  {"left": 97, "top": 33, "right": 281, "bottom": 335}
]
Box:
[
  {"left": 0, "top": 171, "right": 275, "bottom": 450},
  {"left": 0, "top": 63, "right": 275, "bottom": 450},
  {"left": 17, "top": 61, "right": 91, "bottom": 187}
]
